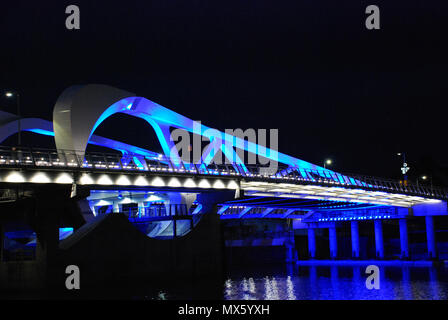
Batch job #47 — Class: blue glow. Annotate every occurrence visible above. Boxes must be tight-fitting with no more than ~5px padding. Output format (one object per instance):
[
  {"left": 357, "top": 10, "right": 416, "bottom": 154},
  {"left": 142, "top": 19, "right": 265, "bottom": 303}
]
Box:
[
  {"left": 59, "top": 227, "right": 73, "bottom": 240},
  {"left": 21, "top": 94, "right": 390, "bottom": 191},
  {"left": 26, "top": 128, "right": 55, "bottom": 136},
  {"left": 133, "top": 156, "right": 145, "bottom": 169}
]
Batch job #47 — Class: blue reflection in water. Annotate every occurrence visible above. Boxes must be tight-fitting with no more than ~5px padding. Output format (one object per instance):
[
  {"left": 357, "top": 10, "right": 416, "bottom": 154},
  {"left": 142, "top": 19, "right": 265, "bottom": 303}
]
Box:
[
  {"left": 402, "top": 266, "right": 412, "bottom": 300},
  {"left": 224, "top": 265, "right": 448, "bottom": 300}
]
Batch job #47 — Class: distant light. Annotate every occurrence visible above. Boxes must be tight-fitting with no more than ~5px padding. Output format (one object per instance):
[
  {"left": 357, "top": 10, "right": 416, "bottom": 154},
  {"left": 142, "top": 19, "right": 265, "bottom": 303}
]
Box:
[
  {"left": 5, "top": 92, "right": 13, "bottom": 97},
  {"left": 421, "top": 175, "right": 427, "bottom": 180},
  {"left": 325, "top": 159, "right": 332, "bottom": 165}
]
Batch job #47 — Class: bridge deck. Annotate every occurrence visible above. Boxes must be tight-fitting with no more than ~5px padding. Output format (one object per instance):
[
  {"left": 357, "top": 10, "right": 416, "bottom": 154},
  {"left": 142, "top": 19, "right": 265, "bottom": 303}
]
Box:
[{"left": 0, "top": 146, "right": 446, "bottom": 202}]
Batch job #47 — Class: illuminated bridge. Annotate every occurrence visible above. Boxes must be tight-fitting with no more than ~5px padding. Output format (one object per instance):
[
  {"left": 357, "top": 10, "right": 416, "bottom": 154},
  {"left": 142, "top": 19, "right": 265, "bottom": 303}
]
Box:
[
  {"left": 0, "top": 83, "right": 446, "bottom": 288},
  {"left": 0, "top": 146, "right": 445, "bottom": 215}
]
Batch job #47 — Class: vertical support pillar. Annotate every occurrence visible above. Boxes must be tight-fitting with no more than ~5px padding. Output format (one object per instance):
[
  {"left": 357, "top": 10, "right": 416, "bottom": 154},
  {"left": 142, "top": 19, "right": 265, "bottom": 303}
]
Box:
[
  {"left": 285, "top": 245, "right": 294, "bottom": 263},
  {"left": 35, "top": 211, "right": 59, "bottom": 288},
  {"left": 399, "top": 218, "right": 409, "bottom": 259},
  {"left": 351, "top": 221, "right": 360, "bottom": 259},
  {"left": 138, "top": 201, "right": 144, "bottom": 218},
  {"left": 172, "top": 219, "right": 177, "bottom": 238},
  {"left": 285, "top": 231, "right": 297, "bottom": 263},
  {"left": 113, "top": 202, "right": 121, "bottom": 213},
  {"left": 329, "top": 224, "right": 337, "bottom": 259},
  {"left": 308, "top": 227, "right": 316, "bottom": 259},
  {"left": 374, "top": 220, "right": 384, "bottom": 259},
  {"left": 425, "top": 216, "right": 437, "bottom": 259}
]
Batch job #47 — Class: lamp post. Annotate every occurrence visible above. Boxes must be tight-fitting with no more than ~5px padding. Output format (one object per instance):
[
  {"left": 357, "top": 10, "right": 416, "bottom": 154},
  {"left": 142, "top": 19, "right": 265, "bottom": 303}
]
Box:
[
  {"left": 324, "top": 159, "right": 332, "bottom": 169},
  {"left": 397, "top": 153, "right": 409, "bottom": 183},
  {"left": 5, "top": 91, "right": 21, "bottom": 146}
]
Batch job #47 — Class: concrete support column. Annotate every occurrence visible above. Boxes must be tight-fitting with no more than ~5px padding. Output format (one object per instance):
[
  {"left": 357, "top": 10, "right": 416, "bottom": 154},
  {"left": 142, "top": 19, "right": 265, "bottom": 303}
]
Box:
[
  {"left": 285, "top": 232, "right": 297, "bottom": 263},
  {"left": 35, "top": 210, "right": 59, "bottom": 288},
  {"left": 425, "top": 216, "right": 437, "bottom": 259},
  {"left": 286, "top": 246, "right": 295, "bottom": 262},
  {"left": 172, "top": 220, "right": 177, "bottom": 238},
  {"left": 351, "top": 221, "right": 360, "bottom": 259},
  {"left": 113, "top": 202, "right": 121, "bottom": 213},
  {"left": 374, "top": 220, "right": 384, "bottom": 259},
  {"left": 308, "top": 227, "right": 316, "bottom": 259},
  {"left": 399, "top": 218, "right": 409, "bottom": 259},
  {"left": 329, "top": 224, "right": 337, "bottom": 259}
]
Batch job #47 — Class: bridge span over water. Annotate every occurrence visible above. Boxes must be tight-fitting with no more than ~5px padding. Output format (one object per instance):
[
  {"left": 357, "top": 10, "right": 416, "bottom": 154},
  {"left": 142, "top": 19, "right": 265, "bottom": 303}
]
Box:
[{"left": 0, "top": 84, "right": 447, "bottom": 292}]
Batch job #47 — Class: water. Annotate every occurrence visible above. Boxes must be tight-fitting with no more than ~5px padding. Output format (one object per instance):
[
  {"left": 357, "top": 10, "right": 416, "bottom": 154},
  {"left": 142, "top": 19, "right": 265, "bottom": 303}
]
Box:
[
  {"left": 221, "top": 264, "right": 448, "bottom": 300},
  {"left": 11, "top": 263, "right": 447, "bottom": 300}
]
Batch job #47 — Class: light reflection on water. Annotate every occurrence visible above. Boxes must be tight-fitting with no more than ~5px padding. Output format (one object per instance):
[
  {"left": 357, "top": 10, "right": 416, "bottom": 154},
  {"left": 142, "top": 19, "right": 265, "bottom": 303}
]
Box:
[{"left": 223, "top": 265, "right": 448, "bottom": 300}]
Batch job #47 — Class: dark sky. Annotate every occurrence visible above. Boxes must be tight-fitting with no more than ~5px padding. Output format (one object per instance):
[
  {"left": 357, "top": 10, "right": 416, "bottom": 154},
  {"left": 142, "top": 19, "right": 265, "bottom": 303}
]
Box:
[{"left": 1, "top": 1, "right": 447, "bottom": 180}]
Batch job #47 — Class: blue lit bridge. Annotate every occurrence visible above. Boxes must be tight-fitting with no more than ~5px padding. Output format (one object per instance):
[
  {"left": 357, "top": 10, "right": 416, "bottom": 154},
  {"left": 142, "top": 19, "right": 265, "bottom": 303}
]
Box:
[{"left": 0, "top": 84, "right": 446, "bottom": 292}]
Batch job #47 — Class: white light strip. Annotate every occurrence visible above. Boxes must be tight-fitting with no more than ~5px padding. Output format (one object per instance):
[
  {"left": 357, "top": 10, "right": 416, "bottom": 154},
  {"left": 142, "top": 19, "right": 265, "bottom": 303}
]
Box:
[{"left": 241, "top": 181, "right": 440, "bottom": 207}]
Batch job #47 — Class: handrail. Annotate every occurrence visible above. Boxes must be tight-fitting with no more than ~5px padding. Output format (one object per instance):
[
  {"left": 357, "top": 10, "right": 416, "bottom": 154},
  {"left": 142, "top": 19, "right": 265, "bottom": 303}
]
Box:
[{"left": 0, "top": 145, "right": 446, "bottom": 199}]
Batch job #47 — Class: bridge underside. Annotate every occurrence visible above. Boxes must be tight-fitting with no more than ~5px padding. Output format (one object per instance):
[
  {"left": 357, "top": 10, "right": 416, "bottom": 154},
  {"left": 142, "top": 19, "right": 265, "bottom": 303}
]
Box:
[
  {"left": 218, "top": 195, "right": 409, "bottom": 221},
  {"left": 240, "top": 181, "right": 441, "bottom": 207}
]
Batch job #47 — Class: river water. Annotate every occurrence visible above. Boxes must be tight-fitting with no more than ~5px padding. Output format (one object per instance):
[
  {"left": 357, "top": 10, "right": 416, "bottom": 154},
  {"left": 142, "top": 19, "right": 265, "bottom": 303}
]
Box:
[
  {"left": 7, "top": 263, "right": 447, "bottom": 300},
  {"left": 221, "top": 264, "right": 448, "bottom": 300}
]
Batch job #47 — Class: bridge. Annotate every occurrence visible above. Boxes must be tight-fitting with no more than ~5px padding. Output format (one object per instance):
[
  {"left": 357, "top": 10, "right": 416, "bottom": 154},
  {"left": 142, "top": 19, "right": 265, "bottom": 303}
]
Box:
[{"left": 0, "top": 84, "right": 447, "bottom": 292}]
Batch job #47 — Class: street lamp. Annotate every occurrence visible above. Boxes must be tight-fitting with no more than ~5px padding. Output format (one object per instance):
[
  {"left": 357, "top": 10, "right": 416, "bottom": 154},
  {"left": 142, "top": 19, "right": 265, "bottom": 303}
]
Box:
[
  {"left": 4, "top": 91, "right": 21, "bottom": 146},
  {"left": 324, "top": 159, "right": 332, "bottom": 169},
  {"left": 419, "top": 175, "right": 433, "bottom": 191}
]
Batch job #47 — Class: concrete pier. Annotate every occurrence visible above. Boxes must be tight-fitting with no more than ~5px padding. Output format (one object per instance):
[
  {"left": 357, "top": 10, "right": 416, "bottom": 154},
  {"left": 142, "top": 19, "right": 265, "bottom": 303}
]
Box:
[
  {"left": 425, "top": 216, "right": 437, "bottom": 259},
  {"left": 308, "top": 228, "right": 316, "bottom": 259},
  {"left": 329, "top": 224, "right": 337, "bottom": 259},
  {"left": 374, "top": 220, "right": 384, "bottom": 259},
  {"left": 350, "top": 221, "right": 360, "bottom": 259},
  {"left": 399, "top": 218, "right": 409, "bottom": 259}
]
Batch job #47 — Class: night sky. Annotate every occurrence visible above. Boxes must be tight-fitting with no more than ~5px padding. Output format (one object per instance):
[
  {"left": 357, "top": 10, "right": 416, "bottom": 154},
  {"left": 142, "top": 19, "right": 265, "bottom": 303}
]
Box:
[{"left": 1, "top": 1, "right": 447, "bottom": 183}]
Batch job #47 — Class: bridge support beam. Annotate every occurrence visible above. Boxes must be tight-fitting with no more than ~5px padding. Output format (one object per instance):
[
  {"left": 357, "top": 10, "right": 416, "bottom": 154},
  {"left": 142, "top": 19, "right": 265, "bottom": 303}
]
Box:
[
  {"left": 329, "top": 224, "right": 337, "bottom": 259},
  {"left": 350, "top": 221, "right": 360, "bottom": 259},
  {"left": 308, "top": 227, "right": 316, "bottom": 259},
  {"left": 374, "top": 220, "right": 384, "bottom": 259},
  {"left": 399, "top": 218, "right": 409, "bottom": 259},
  {"left": 425, "top": 216, "right": 437, "bottom": 259}
]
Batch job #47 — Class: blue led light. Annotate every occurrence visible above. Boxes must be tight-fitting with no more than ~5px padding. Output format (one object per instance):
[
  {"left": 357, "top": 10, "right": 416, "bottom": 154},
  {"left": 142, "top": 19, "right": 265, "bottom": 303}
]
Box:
[{"left": 26, "top": 128, "right": 55, "bottom": 136}]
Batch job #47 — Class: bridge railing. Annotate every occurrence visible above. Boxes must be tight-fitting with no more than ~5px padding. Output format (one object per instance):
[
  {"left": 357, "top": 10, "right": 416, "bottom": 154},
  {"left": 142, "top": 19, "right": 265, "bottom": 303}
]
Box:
[
  {"left": 0, "top": 146, "right": 446, "bottom": 199},
  {"left": 126, "top": 204, "right": 191, "bottom": 219}
]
